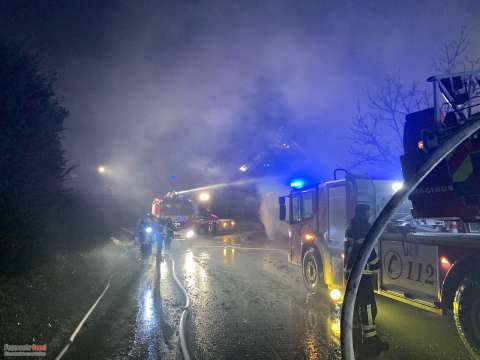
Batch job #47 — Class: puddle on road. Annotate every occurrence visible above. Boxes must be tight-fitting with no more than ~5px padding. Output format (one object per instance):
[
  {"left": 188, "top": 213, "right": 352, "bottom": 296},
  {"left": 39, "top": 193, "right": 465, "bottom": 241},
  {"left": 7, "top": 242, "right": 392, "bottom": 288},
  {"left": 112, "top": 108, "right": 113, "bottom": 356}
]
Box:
[{"left": 127, "top": 252, "right": 182, "bottom": 360}]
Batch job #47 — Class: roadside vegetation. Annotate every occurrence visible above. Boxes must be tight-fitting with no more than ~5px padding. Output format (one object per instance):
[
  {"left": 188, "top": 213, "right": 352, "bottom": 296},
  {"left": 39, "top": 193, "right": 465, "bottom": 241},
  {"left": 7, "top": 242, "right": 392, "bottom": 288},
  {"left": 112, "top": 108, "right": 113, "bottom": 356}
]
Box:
[
  {"left": 0, "top": 38, "right": 138, "bottom": 356},
  {"left": 0, "top": 39, "right": 120, "bottom": 275}
]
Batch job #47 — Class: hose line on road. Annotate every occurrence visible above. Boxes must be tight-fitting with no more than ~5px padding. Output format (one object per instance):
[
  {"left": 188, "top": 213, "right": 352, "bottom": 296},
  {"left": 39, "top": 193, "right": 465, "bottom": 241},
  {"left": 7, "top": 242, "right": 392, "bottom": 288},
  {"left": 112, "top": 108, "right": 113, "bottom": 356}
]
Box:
[
  {"left": 340, "top": 115, "right": 480, "bottom": 360},
  {"left": 171, "top": 257, "right": 192, "bottom": 360},
  {"left": 54, "top": 276, "right": 112, "bottom": 360}
]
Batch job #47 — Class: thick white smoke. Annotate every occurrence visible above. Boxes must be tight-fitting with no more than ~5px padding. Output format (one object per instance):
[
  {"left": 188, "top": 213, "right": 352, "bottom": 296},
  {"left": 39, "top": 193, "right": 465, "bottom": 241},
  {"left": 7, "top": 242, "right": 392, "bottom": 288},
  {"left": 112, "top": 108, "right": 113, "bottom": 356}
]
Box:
[{"left": 257, "top": 179, "right": 290, "bottom": 241}]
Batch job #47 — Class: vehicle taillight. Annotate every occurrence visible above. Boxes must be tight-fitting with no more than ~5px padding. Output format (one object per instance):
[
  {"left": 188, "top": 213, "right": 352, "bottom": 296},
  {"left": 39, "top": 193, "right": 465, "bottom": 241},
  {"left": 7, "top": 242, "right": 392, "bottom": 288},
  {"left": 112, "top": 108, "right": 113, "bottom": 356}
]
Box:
[{"left": 440, "top": 256, "right": 452, "bottom": 270}]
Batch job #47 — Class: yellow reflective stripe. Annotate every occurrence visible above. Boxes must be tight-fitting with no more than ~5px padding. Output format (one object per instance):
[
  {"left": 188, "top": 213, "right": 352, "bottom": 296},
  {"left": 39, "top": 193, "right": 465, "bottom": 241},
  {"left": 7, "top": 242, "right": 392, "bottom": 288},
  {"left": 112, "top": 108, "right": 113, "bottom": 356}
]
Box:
[{"left": 453, "top": 156, "right": 473, "bottom": 183}]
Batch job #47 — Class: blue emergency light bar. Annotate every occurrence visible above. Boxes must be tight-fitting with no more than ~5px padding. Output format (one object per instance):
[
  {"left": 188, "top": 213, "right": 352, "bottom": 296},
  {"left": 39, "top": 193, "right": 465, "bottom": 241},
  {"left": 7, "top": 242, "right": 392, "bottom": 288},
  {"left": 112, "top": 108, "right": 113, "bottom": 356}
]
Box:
[{"left": 290, "top": 179, "right": 306, "bottom": 189}]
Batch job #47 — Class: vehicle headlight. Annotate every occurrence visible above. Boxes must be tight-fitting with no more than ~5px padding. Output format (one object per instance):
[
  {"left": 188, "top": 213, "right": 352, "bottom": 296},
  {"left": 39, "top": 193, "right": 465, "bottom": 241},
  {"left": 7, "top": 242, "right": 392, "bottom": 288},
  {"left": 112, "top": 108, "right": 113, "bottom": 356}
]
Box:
[
  {"left": 223, "top": 222, "right": 228, "bottom": 228},
  {"left": 186, "top": 229, "right": 195, "bottom": 238},
  {"left": 231, "top": 221, "right": 235, "bottom": 226},
  {"left": 305, "top": 233, "right": 316, "bottom": 241},
  {"left": 145, "top": 226, "right": 153, "bottom": 234},
  {"left": 329, "top": 288, "right": 342, "bottom": 302}
]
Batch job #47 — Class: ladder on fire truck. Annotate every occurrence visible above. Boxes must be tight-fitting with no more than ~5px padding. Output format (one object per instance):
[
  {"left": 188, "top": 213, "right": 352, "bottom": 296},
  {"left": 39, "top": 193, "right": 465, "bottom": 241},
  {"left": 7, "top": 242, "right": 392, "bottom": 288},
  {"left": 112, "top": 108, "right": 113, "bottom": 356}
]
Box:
[{"left": 428, "top": 70, "right": 480, "bottom": 147}]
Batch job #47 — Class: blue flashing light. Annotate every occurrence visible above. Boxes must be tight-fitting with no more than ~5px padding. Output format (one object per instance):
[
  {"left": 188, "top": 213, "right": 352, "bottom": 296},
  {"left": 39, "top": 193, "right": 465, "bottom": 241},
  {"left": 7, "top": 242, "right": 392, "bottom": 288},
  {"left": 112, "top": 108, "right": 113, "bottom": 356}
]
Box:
[{"left": 290, "top": 179, "right": 306, "bottom": 189}]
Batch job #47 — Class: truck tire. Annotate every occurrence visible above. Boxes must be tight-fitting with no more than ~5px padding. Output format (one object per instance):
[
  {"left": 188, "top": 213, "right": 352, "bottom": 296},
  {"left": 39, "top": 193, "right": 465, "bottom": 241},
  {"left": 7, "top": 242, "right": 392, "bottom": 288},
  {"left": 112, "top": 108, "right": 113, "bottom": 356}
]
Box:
[
  {"left": 302, "top": 248, "right": 323, "bottom": 294},
  {"left": 454, "top": 276, "right": 480, "bottom": 359}
]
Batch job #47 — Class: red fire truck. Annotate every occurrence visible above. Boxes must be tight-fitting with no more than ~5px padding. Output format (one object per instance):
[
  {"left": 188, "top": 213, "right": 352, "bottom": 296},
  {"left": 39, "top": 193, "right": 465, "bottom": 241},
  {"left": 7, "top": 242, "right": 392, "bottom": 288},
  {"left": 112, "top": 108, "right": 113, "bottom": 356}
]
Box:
[
  {"left": 151, "top": 192, "right": 236, "bottom": 238},
  {"left": 152, "top": 192, "right": 196, "bottom": 239},
  {"left": 279, "top": 70, "right": 480, "bottom": 355}
]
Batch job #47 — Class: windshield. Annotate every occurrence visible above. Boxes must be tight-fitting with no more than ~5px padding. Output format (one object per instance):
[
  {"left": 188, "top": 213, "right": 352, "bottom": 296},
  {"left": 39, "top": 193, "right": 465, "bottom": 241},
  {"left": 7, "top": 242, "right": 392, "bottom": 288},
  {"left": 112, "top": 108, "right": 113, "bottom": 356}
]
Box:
[
  {"left": 2, "top": 2, "right": 480, "bottom": 360},
  {"left": 161, "top": 198, "right": 194, "bottom": 216}
]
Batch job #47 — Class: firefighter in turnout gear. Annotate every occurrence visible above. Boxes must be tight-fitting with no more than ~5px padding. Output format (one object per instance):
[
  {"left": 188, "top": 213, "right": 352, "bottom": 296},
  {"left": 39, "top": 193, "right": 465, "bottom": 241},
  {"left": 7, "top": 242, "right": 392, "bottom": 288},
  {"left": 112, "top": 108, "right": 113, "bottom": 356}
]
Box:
[{"left": 345, "top": 204, "right": 389, "bottom": 358}]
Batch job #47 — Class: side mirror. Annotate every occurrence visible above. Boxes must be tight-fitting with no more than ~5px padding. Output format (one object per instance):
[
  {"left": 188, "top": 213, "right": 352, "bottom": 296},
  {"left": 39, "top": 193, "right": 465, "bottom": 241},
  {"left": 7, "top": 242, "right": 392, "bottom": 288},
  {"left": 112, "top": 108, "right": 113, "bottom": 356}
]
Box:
[{"left": 279, "top": 197, "right": 286, "bottom": 222}]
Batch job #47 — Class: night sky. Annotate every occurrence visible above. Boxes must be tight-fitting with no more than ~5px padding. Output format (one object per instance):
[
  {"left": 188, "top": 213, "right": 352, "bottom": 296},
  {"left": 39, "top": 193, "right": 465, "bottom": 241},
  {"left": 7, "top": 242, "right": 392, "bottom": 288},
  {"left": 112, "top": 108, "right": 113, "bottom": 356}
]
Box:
[{"left": 2, "top": 0, "right": 480, "bottom": 202}]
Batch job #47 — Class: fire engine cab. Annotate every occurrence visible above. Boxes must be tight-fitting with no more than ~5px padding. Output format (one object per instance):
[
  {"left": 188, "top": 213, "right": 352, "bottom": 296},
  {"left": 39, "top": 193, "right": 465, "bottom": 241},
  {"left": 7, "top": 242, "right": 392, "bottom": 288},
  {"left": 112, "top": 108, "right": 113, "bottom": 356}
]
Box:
[
  {"left": 279, "top": 70, "right": 480, "bottom": 356},
  {"left": 278, "top": 174, "right": 404, "bottom": 298}
]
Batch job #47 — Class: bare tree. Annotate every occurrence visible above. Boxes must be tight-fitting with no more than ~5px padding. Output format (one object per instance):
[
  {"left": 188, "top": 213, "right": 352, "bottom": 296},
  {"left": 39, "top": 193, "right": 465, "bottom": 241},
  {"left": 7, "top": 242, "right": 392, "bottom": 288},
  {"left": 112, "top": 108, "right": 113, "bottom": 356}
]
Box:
[
  {"left": 350, "top": 27, "right": 478, "bottom": 172},
  {"left": 349, "top": 76, "right": 430, "bottom": 170},
  {"left": 434, "top": 26, "right": 480, "bottom": 74}
]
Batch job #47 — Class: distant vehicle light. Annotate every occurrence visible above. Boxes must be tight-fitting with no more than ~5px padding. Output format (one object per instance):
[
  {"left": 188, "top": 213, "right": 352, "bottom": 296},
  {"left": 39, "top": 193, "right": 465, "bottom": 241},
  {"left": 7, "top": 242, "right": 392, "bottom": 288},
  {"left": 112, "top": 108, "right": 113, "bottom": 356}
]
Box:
[
  {"left": 391, "top": 181, "right": 403, "bottom": 192},
  {"left": 97, "top": 165, "right": 106, "bottom": 174},
  {"left": 186, "top": 229, "right": 195, "bottom": 238},
  {"left": 239, "top": 164, "right": 248, "bottom": 172},
  {"left": 290, "top": 179, "right": 305, "bottom": 189},
  {"left": 341, "top": 253, "right": 345, "bottom": 260},
  {"left": 329, "top": 288, "right": 342, "bottom": 302},
  {"left": 231, "top": 221, "right": 235, "bottom": 226},
  {"left": 145, "top": 226, "right": 153, "bottom": 234},
  {"left": 304, "top": 233, "right": 315, "bottom": 241},
  {"left": 418, "top": 140, "right": 425, "bottom": 150},
  {"left": 223, "top": 222, "right": 228, "bottom": 228}
]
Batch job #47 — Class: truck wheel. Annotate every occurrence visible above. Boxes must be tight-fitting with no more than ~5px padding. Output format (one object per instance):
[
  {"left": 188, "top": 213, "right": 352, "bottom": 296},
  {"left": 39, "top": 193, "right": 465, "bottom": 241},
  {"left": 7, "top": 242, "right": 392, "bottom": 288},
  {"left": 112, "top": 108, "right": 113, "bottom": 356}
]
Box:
[
  {"left": 454, "top": 276, "right": 480, "bottom": 358},
  {"left": 302, "top": 248, "right": 323, "bottom": 293}
]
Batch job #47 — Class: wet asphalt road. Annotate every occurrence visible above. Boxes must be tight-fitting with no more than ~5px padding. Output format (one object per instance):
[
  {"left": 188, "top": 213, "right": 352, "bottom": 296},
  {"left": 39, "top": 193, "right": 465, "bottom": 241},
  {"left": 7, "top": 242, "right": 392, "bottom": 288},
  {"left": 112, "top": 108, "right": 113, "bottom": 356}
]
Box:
[
  {"left": 171, "top": 234, "right": 471, "bottom": 360},
  {"left": 62, "top": 232, "right": 472, "bottom": 359},
  {"left": 64, "top": 247, "right": 183, "bottom": 360}
]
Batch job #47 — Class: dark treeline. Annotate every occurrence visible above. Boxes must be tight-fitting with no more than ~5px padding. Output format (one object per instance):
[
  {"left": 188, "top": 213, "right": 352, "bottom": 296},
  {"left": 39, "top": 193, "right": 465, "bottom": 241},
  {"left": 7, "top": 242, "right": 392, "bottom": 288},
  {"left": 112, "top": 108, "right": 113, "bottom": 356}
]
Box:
[{"left": 0, "top": 39, "right": 115, "bottom": 274}]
